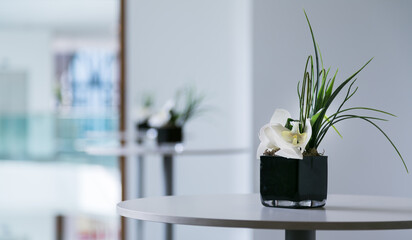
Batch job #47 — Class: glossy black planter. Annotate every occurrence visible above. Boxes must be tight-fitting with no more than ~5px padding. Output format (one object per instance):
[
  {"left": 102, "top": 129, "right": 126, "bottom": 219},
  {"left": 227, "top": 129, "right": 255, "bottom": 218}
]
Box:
[
  {"left": 136, "top": 121, "right": 150, "bottom": 144},
  {"left": 136, "top": 121, "right": 150, "bottom": 131},
  {"left": 156, "top": 126, "right": 183, "bottom": 144},
  {"left": 260, "top": 155, "right": 327, "bottom": 208}
]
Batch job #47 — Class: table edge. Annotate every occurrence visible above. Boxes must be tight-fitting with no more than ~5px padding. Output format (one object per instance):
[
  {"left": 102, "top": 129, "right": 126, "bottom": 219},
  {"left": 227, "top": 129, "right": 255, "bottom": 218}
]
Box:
[{"left": 117, "top": 193, "right": 412, "bottom": 231}]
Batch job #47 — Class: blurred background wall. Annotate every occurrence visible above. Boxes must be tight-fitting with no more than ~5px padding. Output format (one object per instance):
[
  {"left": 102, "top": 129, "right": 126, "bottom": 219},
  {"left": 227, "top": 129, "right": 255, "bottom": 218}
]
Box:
[
  {"left": 0, "top": 30, "right": 54, "bottom": 158},
  {"left": 0, "top": 1, "right": 121, "bottom": 239},
  {"left": 126, "top": 0, "right": 253, "bottom": 240}
]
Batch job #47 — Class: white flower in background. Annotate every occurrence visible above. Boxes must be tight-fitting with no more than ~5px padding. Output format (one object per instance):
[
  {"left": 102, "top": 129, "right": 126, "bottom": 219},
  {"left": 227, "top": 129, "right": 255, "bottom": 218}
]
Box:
[
  {"left": 257, "top": 109, "right": 312, "bottom": 159},
  {"left": 137, "top": 107, "right": 152, "bottom": 121},
  {"left": 148, "top": 99, "right": 175, "bottom": 127},
  {"left": 148, "top": 111, "right": 170, "bottom": 127}
]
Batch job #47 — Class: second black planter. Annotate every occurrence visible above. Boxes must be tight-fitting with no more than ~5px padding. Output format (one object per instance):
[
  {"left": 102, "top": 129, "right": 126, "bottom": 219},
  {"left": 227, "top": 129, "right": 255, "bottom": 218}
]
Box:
[
  {"left": 260, "top": 155, "right": 328, "bottom": 208},
  {"left": 156, "top": 126, "right": 183, "bottom": 144},
  {"left": 136, "top": 121, "right": 150, "bottom": 144},
  {"left": 136, "top": 121, "right": 150, "bottom": 131}
]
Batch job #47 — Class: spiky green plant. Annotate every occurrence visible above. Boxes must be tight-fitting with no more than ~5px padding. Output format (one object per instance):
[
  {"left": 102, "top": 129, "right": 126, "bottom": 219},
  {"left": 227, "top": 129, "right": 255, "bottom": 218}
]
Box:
[
  {"left": 142, "top": 93, "right": 154, "bottom": 108},
  {"left": 298, "top": 10, "right": 407, "bottom": 172},
  {"left": 169, "top": 86, "right": 206, "bottom": 127}
]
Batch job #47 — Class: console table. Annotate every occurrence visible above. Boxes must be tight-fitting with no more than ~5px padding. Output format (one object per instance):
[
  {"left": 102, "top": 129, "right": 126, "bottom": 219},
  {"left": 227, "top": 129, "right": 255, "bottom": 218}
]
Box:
[
  {"left": 117, "top": 193, "right": 412, "bottom": 240},
  {"left": 85, "top": 144, "right": 248, "bottom": 197},
  {"left": 86, "top": 144, "right": 248, "bottom": 240}
]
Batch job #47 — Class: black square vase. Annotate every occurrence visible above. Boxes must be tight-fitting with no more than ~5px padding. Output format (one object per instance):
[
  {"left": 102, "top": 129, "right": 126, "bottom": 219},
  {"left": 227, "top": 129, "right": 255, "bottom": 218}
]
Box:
[
  {"left": 136, "top": 121, "right": 150, "bottom": 144},
  {"left": 260, "top": 155, "right": 327, "bottom": 208},
  {"left": 136, "top": 121, "right": 150, "bottom": 131},
  {"left": 156, "top": 126, "right": 183, "bottom": 144}
]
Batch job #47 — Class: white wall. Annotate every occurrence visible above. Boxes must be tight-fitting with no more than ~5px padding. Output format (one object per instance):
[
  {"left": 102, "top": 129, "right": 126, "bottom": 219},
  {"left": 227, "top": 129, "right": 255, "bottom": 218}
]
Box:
[
  {"left": 0, "top": 30, "right": 55, "bottom": 157},
  {"left": 0, "top": 0, "right": 118, "bottom": 36},
  {"left": 253, "top": 0, "right": 412, "bottom": 239},
  {"left": 0, "top": 30, "right": 54, "bottom": 113},
  {"left": 126, "top": 0, "right": 252, "bottom": 240}
]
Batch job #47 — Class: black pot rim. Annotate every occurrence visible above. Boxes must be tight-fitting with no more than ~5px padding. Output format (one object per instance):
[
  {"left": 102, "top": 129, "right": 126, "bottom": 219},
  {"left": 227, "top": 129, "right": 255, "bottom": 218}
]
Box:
[{"left": 260, "top": 155, "right": 328, "bottom": 160}]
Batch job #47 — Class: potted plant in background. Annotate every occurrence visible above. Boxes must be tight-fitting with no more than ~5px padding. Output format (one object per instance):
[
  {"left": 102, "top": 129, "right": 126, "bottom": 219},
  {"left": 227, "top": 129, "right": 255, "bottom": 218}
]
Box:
[
  {"left": 257, "top": 11, "right": 408, "bottom": 209},
  {"left": 136, "top": 93, "right": 154, "bottom": 143},
  {"left": 149, "top": 86, "right": 205, "bottom": 144}
]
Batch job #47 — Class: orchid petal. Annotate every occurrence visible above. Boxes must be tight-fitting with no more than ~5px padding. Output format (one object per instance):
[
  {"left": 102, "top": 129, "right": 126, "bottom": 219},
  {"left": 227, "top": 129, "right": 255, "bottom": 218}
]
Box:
[
  {"left": 259, "top": 124, "right": 270, "bottom": 142},
  {"left": 262, "top": 125, "right": 282, "bottom": 150},
  {"left": 137, "top": 107, "right": 152, "bottom": 121},
  {"left": 271, "top": 121, "right": 312, "bottom": 154},
  {"left": 270, "top": 124, "right": 295, "bottom": 150},
  {"left": 263, "top": 125, "right": 279, "bottom": 146},
  {"left": 148, "top": 110, "right": 171, "bottom": 127},
  {"left": 257, "top": 124, "right": 281, "bottom": 158},
  {"left": 257, "top": 108, "right": 312, "bottom": 160},
  {"left": 163, "top": 99, "right": 175, "bottom": 111},
  {"left": 270, "top": 109, "right": 291, "bottom": 126}
]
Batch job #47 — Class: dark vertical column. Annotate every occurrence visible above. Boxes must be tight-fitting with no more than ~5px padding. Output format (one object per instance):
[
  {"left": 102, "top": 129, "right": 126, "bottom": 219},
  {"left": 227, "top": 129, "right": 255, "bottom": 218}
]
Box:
[
  {"left": 163, "top": 155, "right": 173, "bottom": 195},
  {"left": 136, "top": 154, "right": 145, "bottom": 240},
  {"left": 163, "top": 154, "right": 174, "bottom": 240},
  {"left": 55, "top": 215, "right": 64, "bottom": 240},
  {"left": 119, "top": 0, "right": 127, "bottom": 239}
]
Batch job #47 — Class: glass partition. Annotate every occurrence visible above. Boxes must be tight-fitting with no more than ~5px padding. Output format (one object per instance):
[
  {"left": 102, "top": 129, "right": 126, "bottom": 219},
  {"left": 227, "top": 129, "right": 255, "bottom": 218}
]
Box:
[{"left": 0, "top": 0, "right": 121, "bottom": 239}]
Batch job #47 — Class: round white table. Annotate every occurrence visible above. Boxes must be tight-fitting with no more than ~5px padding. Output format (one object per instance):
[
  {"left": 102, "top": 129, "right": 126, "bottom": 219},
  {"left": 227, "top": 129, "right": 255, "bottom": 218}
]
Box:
[{"left": 117, "top": 193, "right": 412, "bottom": 240}]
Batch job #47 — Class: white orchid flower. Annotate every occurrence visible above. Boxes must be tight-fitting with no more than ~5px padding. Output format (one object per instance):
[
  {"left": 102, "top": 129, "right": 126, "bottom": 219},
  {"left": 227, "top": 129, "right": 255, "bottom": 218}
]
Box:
[
  {"left": 148, "top": 111, "right": 170, "bottom": 127},
  {"left": 148, "top": 100, "right": 175, "bottom": 127},
  {"left": 257, "top": 109, "right": 312, "bottom": 159},
  {"left": 273, "top": 119, "right": 312, "bottom": 159},
  {"left": 137, "top": 107, "right": 152, "bottom": 121},
  {"left": 256, "top": 109, "right": 290, "bottom": 158},
  {"left": 162, "top": 99, "right": 176, "bottom": 112}
]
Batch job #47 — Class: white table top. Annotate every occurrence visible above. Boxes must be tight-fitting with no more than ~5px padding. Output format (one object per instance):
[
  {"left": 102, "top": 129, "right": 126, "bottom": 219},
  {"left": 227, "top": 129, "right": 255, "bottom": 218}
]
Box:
[
  {"left": 85, "top": 144, "right": 249, "bottom": 157},
  {"left": 117, "top": 193, "right": 412, "bottom": 230}
]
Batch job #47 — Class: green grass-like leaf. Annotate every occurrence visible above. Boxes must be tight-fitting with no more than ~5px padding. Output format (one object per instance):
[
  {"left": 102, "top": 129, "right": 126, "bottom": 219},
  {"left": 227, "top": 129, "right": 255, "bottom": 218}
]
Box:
[
  {"left": 308, "top": 58, "right": 373, "bottom": 149},
  {"left": 304, "top": 10, "right": 320, "bottom": 103},
  {"left": 297, "top": 10, "right": 407, "bottom": 172},
  {"left": 324, "top": 69, "right": 338, "bottom": 100},
  {"left": 326, "top": 116, "right": 408, "bottom": 173},
  {"left": 324, "top": 115, "right": 343, "bottom": 138}
]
